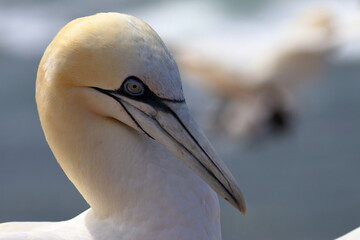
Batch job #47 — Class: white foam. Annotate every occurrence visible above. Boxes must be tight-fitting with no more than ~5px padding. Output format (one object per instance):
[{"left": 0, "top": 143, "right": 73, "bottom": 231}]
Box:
[
  {"left": 137, "top": 0, "right": 360, "bottom": 62},
  {"left": 0, "top": 0, "right": 358, "bottom": 61}
]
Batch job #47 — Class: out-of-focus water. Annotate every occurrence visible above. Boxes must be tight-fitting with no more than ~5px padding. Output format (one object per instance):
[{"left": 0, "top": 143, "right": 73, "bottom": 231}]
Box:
[{"left": 0, "top": 1, "right": 359, "bottom": 239}]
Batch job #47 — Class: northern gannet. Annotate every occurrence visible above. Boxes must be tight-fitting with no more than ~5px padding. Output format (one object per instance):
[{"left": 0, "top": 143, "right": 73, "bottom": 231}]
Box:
[{"left": 0, "top": 13, "right": 245, "bottom": 240}]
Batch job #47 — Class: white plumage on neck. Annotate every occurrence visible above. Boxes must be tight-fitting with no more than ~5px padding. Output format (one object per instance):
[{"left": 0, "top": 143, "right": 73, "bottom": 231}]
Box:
[{"left": 39, "top": 87, "right": 220, "bottom": 239}]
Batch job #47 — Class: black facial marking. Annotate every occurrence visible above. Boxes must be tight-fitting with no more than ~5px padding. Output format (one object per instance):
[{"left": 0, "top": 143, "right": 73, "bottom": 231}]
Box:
[
  {"left": 91, "top": 86, "right": 154, "bottom": 139},
  {"left": 115, "top": 76, "right": 184, "bottom": 104},
  {"left": 91, "top": 76, "right": 184, "bottom": 138}
]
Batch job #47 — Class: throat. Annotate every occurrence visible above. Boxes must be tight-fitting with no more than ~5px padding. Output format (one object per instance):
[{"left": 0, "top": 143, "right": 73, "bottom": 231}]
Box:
[
  {"left": 50, "top": 117, "right": 221, "bottom": 239},
  {"left": 105, "top": 141, "right": 220, "bottom": 239}
]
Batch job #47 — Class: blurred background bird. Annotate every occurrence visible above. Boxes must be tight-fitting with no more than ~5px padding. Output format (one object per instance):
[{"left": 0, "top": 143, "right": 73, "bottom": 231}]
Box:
[{"left": 170, "top": 6, "right": 359, "bottom": 141}]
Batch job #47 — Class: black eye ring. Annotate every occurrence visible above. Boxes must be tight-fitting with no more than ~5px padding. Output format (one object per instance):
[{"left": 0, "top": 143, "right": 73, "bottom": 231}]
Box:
[{"left": 123, "top": 77, "right": 145, "bottom": 96}]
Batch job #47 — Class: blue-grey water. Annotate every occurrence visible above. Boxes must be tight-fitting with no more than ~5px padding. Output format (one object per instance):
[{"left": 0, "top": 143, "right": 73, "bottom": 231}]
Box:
[{"left": 0, "top": 1, "right": 359, "bottom": 239}]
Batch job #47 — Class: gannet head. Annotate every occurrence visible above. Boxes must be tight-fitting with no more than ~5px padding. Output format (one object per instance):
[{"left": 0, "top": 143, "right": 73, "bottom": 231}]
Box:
[{"left": 36, "top": 13, "right": 245, "bottom": 214}]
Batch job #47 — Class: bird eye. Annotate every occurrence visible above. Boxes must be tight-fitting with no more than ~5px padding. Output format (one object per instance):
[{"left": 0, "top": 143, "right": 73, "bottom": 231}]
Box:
[{"left": 123, "top": 77, "right": 145, "bottom": 96}]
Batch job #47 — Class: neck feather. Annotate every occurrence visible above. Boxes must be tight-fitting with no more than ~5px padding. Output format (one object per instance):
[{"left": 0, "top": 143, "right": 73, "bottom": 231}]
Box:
[{"left": 38, "top": 87, "right": 221, "bottom": 240}]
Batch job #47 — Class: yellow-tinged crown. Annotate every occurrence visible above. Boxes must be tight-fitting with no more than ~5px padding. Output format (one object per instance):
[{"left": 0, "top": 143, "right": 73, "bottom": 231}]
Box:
[{"left": 38, "top": 13, "right": 183, "bottom": 100}]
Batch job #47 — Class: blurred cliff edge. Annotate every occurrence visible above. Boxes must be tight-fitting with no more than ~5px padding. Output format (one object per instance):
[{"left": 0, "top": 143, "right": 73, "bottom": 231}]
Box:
[{"left": 169, "top": 6, "right": 360, "bottom": 142}]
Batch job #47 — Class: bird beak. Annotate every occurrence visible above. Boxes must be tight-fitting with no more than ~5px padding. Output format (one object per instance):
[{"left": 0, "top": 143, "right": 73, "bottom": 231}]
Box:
[{"left": 115, "top": 95, "right": 246, "bottom": 215}]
